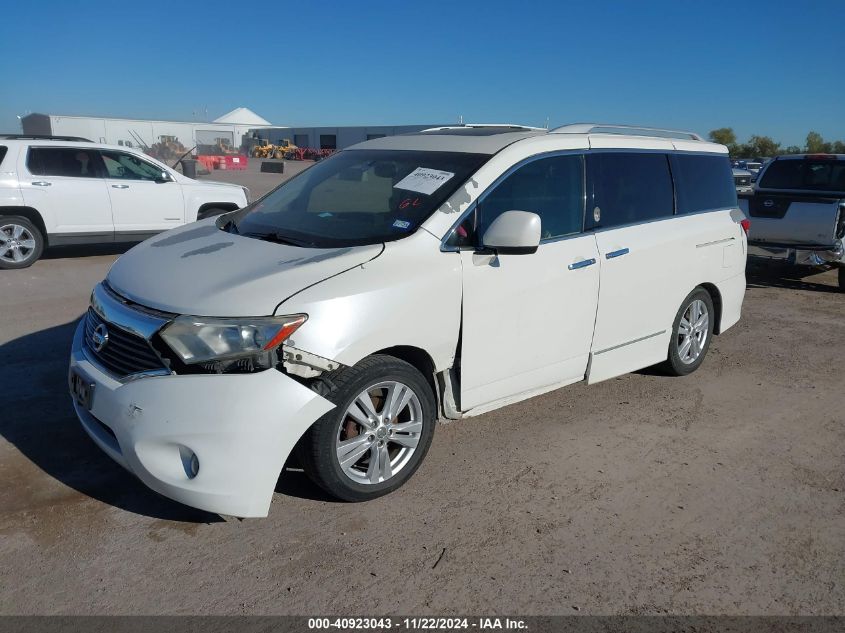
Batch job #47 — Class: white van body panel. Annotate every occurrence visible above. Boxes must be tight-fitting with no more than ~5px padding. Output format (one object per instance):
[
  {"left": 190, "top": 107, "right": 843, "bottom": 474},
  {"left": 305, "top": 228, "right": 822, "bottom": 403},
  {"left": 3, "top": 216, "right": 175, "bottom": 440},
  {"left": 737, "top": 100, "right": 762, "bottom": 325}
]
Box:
[
  {"left": 107, "top": 219, "right": 383, "bottom": 316},
  {"left": 458, "top": 234, "right": 601, "bottom": 410},
  {"left": 587, "top": 210, "right": 745, "bottom": 384},
  {"left": 278, "top": 230, "right": 463, "bottom": 374},
  {"left": 588, "top": 136, "right": 674, "bottom": 151}
]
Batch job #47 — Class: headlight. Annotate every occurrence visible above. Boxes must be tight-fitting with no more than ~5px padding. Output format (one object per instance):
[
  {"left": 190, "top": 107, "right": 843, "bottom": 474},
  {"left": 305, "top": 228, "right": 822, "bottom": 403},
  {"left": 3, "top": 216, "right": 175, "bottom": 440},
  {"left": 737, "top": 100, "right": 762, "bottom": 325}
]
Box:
[{"left": 160, "top": 314, "right": 306, "bottom": 364}]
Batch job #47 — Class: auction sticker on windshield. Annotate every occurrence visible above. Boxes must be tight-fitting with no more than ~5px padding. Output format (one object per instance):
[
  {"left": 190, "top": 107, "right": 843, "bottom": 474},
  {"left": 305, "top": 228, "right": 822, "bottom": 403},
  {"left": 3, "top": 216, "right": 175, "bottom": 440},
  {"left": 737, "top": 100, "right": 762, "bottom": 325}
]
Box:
[{"left": 394, "top": 167, "right": 455, "bottom": 195}]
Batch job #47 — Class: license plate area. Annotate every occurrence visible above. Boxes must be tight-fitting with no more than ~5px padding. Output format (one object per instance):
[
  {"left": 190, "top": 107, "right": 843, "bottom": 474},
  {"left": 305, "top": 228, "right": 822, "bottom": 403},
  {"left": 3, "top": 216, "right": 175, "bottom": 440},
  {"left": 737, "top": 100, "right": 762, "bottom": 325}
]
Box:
[{"left": 69, "top": 369, "right": 95, "bottom": 410}]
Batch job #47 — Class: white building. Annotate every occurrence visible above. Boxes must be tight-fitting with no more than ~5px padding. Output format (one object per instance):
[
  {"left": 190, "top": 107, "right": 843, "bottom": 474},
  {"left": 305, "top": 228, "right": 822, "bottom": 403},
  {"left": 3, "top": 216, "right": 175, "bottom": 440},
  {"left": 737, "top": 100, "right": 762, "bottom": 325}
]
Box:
[{"left": 21, "top": 107, "right": 273, "bottom": 155}]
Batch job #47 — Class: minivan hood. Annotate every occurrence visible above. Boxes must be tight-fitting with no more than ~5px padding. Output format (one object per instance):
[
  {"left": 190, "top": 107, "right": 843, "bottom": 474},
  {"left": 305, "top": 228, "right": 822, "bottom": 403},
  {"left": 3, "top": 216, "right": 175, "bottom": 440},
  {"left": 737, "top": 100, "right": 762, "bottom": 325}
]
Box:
[{"left": 107, "top": 221, "right": 383, "bottom": 316}]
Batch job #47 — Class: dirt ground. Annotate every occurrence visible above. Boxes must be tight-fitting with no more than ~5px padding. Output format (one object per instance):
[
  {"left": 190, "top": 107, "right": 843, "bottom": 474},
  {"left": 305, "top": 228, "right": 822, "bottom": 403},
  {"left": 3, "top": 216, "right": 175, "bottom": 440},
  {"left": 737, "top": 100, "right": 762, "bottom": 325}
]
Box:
[{"left": 0, "top": 172, "right": 842, "bottom": 615}]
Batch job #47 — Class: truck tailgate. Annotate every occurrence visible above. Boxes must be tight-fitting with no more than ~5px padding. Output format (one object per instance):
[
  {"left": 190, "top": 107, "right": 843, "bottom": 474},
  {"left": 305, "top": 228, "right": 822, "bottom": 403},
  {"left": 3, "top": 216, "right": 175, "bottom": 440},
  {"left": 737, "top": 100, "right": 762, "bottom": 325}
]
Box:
[{"left": 740, "top": 192, "right": 843, "bottom": 248}]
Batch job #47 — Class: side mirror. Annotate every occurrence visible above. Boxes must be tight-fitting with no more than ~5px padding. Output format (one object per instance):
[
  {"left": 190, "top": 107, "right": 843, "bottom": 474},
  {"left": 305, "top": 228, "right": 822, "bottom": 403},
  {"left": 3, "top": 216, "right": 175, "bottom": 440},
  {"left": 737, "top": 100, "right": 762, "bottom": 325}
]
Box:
[
  {"left": 481, "top": 210, "right": 541, "bottom": 255},
  {"left": 156, "top": 171, "right": 173, "bottom": 183}
]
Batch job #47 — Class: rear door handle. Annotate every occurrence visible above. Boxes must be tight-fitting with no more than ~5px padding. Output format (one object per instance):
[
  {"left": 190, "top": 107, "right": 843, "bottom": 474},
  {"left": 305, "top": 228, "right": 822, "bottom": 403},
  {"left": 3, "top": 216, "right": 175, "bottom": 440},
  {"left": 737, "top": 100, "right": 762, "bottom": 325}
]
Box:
[
  {"left": 111, "top": 184, "right": 130, "bottom": 189},
  {"left": 568, "top": 258, "right": 597, "bottom": 270},
  {"left": 606, "top": 248, "right": 629, "bottom": 259},
  {"left": 31, "top": 181, "right": 52, "bottom": 187}
]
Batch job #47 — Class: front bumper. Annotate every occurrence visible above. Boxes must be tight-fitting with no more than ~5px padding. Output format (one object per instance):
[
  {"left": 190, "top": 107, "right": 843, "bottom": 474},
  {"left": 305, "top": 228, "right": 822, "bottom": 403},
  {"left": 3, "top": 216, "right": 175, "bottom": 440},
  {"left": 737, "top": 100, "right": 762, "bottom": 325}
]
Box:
[{"left": 69, "top": 320, "right": 334, "bottom": 517}]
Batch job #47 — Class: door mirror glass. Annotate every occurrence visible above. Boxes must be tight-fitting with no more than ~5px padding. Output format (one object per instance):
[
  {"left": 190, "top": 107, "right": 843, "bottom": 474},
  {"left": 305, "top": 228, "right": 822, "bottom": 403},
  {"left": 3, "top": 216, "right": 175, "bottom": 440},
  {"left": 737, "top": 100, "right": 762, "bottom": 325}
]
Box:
[{"left": 481, "top": 210, "right": 541, "bottom": 254}]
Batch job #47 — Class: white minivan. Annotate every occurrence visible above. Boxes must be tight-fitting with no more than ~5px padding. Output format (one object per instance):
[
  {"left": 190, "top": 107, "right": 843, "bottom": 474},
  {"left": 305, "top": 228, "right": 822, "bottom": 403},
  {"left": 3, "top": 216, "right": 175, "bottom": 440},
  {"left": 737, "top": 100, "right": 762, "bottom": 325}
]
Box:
[{"left": 68, "top": 124, "right": 748, "bottom": 517}]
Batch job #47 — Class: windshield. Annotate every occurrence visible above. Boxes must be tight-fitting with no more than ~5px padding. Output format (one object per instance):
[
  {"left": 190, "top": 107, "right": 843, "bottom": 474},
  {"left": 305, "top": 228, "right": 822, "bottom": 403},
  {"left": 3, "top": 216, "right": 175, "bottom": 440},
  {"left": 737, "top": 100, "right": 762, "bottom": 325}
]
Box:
[
  {"left": 759, "top": 158, "right": 845, "bottom": 192},
  {"left": 230, "top": 149, "right": 489, "bottom": 247}
]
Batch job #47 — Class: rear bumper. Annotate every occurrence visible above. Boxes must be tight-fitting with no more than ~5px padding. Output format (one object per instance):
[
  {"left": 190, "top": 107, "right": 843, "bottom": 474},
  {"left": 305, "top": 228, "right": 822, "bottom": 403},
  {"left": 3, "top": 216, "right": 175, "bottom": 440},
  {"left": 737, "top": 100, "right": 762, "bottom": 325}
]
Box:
[
  {"left": 748, "top": 241, "right": 844, "bottom": 266},
  {"left": 69, "top": 320, "right": 334, "bottom": 517}
]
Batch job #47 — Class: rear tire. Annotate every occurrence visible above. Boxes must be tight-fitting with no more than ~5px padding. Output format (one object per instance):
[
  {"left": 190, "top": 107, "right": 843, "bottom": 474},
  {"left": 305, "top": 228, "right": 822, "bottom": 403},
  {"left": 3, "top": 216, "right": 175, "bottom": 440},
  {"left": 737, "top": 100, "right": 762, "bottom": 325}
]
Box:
[
  {"left": 300, "top": 355, "right": 437, "bottom": 501},
  {"left": 0, "top": 216, "right": 44, "bottom": 269},
  {"left": 660, "top": 287, "right": 715, "bottom": 376}
]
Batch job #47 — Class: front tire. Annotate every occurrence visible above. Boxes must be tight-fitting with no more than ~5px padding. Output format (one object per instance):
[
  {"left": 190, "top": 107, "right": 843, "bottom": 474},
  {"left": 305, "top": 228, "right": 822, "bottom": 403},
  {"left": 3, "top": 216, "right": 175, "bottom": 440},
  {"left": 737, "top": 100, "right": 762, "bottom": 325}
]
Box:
[
  {"left": 661, "top": 287, "right": 715, "bottom": 376},
  {"left": 300, "top": 355, "right": 437, "bottom": 501},
  {"left": 0, "top": 216, "right": 44, "bottom": 269}
]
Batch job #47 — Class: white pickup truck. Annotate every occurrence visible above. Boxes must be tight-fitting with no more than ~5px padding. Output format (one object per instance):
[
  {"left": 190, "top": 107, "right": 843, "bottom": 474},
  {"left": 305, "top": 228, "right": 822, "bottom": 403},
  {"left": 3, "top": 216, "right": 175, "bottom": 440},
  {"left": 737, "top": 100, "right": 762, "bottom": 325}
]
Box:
[{"left": 739, "top": 153, "right": 845, "bottom": 291}]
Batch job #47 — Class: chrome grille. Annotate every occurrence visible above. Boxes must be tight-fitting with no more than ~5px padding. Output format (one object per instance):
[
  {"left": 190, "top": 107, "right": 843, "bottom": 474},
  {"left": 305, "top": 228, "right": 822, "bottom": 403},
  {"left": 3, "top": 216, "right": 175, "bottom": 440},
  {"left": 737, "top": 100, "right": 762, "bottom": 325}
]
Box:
[{"left": 83, "top": 308, "right": 168, "bottom": 377}]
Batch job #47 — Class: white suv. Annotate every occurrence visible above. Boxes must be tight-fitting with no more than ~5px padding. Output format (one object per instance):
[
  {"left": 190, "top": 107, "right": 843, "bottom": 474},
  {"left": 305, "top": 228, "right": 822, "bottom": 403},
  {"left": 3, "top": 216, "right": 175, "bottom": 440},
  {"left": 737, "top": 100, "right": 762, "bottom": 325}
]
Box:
[
  {"left": 0, "top": 135, "right": 248, "bottom": 269},
  {"left": 68, "top": 124, "right": 748, "bottom": 517}
]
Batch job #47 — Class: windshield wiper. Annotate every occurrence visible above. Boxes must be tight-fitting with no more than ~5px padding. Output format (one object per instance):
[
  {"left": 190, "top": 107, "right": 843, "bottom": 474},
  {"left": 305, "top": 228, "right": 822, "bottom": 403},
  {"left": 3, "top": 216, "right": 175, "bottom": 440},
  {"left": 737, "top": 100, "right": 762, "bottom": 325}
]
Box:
[{"left": 245, "top": 232, "right": 314, "bottom": 248}]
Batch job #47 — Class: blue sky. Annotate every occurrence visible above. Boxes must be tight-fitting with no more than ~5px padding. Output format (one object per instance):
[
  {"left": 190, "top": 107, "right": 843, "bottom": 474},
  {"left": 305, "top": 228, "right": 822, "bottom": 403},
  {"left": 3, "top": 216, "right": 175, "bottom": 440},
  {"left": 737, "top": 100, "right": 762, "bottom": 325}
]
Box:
[{"left": 1, "top": 0, "right": 843, "bottom": 146}]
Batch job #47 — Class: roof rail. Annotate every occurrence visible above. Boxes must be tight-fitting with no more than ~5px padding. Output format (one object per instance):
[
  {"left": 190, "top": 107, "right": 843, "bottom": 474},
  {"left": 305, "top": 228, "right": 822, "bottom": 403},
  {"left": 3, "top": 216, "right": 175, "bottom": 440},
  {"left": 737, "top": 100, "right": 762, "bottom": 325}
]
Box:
[
  {"left": 0, "top": 134, "right": 93, "bottom": 142},
  {"left": 420, "top": 123, "right": 544, "bottom": 132},
  {"left": 550, "top": 123, "right": 704, "bottom": 142}
]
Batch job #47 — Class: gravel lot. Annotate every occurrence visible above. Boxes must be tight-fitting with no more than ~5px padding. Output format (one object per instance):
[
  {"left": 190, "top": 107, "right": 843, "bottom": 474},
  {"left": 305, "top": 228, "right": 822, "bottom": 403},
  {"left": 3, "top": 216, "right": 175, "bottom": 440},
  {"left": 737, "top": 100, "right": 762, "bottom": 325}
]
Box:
[{"left": 0, "top": 163, "right": 842, "bottom": 615}]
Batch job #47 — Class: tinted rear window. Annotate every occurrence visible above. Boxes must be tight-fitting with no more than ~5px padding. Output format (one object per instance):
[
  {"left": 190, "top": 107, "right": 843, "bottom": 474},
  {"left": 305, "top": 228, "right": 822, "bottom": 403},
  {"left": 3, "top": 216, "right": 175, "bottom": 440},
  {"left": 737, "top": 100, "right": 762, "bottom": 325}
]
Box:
[
  {"left": 0, "top": 146, "right": 7, "bottom": 166},
  {"left": 27, "top": 147, "right": 103, "bottom": 178},
  {"left": 759, "top": 159, "right": 845, "bottom": 192},
  {"left": 587, "top": 153, "right": 674, "bottom": 229},
  {"left": 672, "top": 154, "right": 737, "bottom": 214}
]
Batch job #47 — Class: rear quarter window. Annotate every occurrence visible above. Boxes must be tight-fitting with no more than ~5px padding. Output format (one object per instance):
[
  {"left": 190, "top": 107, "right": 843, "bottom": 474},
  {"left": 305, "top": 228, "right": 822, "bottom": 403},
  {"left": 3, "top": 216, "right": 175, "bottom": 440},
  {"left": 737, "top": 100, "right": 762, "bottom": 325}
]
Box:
[
  {"left": 672, "top": 153, "right": 737, "bottom": 214},
  {"left": 27, "top": 147, "right": 102, "bottom": 178},
  {"left": 587, "top": 152, "right": 674, "bottom": 229},
  {"left": 0, "top": 146, "right": 7, "bottom": 166}
]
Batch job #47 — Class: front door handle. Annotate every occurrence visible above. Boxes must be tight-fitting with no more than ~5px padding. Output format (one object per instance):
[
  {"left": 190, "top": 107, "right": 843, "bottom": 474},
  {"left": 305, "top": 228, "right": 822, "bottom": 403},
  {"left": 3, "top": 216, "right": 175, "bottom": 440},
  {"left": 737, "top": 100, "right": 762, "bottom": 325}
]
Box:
[
  {"left": 568, "top": 258, "right": 597, "bottom": 270},
  {"left": 31, "top": 181, "right": 52, "bottom": 187},
  {"left": 606, "top": 248, "right": 629, "bottom": 259},
  {"left": 111, "top": 184, "right": 130, "bottom": 189}
]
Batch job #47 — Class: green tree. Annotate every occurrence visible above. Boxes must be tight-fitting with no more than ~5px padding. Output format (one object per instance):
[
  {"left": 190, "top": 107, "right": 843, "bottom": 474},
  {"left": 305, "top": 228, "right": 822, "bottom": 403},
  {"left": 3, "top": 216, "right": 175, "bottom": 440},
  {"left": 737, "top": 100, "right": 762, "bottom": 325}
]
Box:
[
  {"left": 784, "top": 145, "right": 803, "bottom": 155},
  {"left": 708, "top": 127, "right": 739, "bottom": 154},
  {"left": 805, "top": 131, "right": 831, "bottom": 153},
  {"left": 732, "top": 142, "right": 751, "bottom": 158},
  {"left": 832, "top": 140, "right": 845, "bottom": 154},
  {"left": 709, "top": 127, "right": 737, "bottom": 146},
  {"left": 746, "top": 135, "right": 781, "bottom": 159}
]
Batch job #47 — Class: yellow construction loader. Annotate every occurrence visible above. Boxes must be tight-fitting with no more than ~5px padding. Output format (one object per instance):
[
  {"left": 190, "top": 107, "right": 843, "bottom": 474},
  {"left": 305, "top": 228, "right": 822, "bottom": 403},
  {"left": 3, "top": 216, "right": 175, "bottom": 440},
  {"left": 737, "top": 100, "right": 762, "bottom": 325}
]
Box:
[
  {"left": 272, "top": 139, "right": 299, "bottom": 160},
  {"left": 252, "top": 138, "right": 300, "bottom": 160},
  {"left": 252, "top": 139, "right": 275, "bottom": 159}
]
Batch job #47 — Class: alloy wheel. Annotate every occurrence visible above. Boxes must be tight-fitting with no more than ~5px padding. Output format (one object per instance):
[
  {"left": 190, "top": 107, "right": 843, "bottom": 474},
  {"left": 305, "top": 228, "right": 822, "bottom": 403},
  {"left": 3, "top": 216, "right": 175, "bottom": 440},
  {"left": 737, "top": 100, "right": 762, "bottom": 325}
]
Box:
[
  {"left": 677, "top": 299, "right": 709, "bottom": 364},
  {"left": 0, "top": 224, "right": 37, "bottom": 265},
  {"left": 335, "top": 381, "right": 423, "bottom": 485}
]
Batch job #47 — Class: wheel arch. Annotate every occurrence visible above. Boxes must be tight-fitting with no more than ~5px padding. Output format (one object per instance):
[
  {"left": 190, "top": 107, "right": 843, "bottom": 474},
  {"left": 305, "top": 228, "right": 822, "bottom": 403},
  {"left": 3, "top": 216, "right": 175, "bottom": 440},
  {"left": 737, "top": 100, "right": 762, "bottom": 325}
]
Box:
[
  {"left": 371, "top": 345, "right": 437, "bottom": 396},
  {"left": 0, "top": 206, "right": 48, "bottom": 245},
  {"left": 698, "top": 282, "right": 724, "bottom": 334}
]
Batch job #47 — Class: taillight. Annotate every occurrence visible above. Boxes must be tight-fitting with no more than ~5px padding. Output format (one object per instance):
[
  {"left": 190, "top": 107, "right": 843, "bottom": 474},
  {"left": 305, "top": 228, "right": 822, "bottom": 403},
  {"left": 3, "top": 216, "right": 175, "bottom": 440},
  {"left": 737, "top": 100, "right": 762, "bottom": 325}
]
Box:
[{"left": 740, "top": 218, "right": 751, "bottom": 234}]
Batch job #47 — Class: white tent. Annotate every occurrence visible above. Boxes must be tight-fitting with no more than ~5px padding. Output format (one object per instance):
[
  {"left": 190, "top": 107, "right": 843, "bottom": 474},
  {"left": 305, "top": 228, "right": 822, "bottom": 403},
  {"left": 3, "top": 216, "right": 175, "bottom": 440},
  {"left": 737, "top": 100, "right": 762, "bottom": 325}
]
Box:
[{"left": 213, "top": 107, "right": 272, "bottom": 126}]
